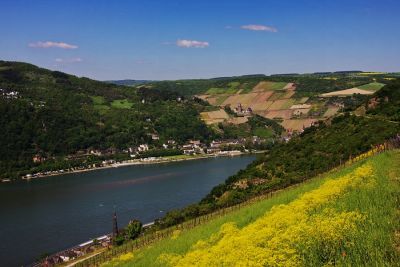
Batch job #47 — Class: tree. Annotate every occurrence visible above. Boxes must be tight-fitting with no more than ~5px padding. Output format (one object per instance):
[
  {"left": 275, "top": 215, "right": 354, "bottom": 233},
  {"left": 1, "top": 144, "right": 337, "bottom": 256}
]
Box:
[{"left": 125, "top": 219, "right": 142, "bottom": 240}]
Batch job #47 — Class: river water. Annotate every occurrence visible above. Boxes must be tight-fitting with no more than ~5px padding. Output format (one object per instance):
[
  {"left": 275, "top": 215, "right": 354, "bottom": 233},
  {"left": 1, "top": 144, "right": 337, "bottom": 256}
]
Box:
[{"left": 0, "top": 155, "right": 255, "bottom": 266}]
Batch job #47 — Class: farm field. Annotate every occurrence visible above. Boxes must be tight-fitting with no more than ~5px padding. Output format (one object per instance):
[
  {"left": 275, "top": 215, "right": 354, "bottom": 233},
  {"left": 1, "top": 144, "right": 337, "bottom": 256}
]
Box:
[
  {"left": 197, "top": 79, "right": 388, "bottom": 131},
  {"left": 281, "top": 118, "right": 317, "bottom": 131},
  {"left": 252, "top": 81, "right": 288, "bottom": 92},
  {"left": 358, "top": 82, "right": 385, "bottom": 91},
  {"left": 263, "top": 109, "right": 293, "bottom": 120},
  {"left": 102, "top": 151, "right": 400, "bottom": 267},
  {"left": 323, "top": 106, "right": 340, "bottom": 117},
  {"left": 200, "top": 109, "right": 229, "bottom": 125},
  {"left": 320, "top": 88, "right": 374, "bottom": 97}
]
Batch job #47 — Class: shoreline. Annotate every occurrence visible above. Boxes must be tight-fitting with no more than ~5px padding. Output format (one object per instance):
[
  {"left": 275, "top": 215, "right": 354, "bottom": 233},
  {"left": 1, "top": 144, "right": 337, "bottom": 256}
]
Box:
[{"left": 14, "top": 150, "right": 265, "bottom": 182}]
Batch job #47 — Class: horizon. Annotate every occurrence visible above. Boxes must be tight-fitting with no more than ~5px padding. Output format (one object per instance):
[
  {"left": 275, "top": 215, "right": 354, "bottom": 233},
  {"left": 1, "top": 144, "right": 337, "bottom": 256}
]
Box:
[{"left": 1, "top": 0, "right": 400, "bottom": 80}]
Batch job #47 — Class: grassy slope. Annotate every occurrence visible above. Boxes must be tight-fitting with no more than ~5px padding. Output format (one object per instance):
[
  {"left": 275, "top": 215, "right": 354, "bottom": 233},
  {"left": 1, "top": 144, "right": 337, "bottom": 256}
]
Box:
[
  {"left": 358, "top": 82, "right": 386, "bottom": 91},
  {"left": 103, "top": 150, "right": 400, "bottom": 266}
]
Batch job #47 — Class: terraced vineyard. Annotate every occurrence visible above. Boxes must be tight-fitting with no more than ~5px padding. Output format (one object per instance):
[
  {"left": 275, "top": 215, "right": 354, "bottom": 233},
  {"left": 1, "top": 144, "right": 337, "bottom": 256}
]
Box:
[
  {"left": 198, "top": 80, "right": 389, "bottom": 132},
  {"left": 198, "top": 81, "right": 327, "bottom": 131}
]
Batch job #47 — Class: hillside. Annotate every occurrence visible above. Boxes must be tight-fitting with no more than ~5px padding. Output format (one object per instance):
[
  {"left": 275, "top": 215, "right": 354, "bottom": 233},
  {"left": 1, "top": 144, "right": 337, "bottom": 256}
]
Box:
[
  {"left": 154, "top": 112, "right": 399, "bottom": 227},
  {"left": 0, "top": 61, "right": 213, "bottom": 179},
  {"left": 140, "top": 72, "right": 394, "bottom": 133},
  {"left": 105, "top": 80, "right": 153, "bottom": 86},
  {"left": 0, "top": 61, "right": 283, "bottom": 180},
  {"left": 102, "top": 150, "right": 400, "bottom": 266}
]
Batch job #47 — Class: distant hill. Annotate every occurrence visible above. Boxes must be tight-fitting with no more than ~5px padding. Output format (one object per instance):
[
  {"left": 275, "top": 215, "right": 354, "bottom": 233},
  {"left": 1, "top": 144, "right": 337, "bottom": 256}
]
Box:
[{"left": 105, "top": 79, "right": 153, "bottom": 86}]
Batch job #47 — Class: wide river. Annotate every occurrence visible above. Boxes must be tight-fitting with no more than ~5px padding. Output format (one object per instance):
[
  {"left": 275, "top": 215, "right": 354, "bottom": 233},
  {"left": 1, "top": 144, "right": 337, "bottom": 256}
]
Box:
[{"left": 0, "top": 155, "right": 255, "bottom": 266}]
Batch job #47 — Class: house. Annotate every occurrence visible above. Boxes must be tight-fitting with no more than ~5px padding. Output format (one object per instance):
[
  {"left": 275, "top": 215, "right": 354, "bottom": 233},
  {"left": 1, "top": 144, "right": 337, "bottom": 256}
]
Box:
[
  {"left": 151, "top": 134, "right": 159, "bottom": 140},
  {"left": 183, "top": 142, "right": 204, "bottom": 155},
  {"left": 90, "top": 150, "right": 102, "bottom": 156},
  {"left": 210, "top": 140, "right": 222, "bottom": 148},
  {"left": 32, "top": 154, "right": 45, "bottom": 163},
  {"left": 206, "top": 147, "right": 221, "bottom": 154},
  {"left": 189, "top": 140, "right": 201, "bottom": 147},
  {"left": 183, "top": 149, "right": 196, "bottom": 155},
  {"left": 138, "top": 144, "right": 149, "bottom": 152},
  {"left": 290, "top": 104, "right": 311, "bottom": 110},
  {"left": 233, "top": 103, "right": 253, "bottom": 116}
]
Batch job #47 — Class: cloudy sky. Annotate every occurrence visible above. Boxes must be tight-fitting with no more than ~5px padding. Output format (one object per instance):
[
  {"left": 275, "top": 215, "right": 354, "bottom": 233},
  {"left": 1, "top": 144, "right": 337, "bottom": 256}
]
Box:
[{"left": 1, "top": 0, "right": 400, "bottom": 80}]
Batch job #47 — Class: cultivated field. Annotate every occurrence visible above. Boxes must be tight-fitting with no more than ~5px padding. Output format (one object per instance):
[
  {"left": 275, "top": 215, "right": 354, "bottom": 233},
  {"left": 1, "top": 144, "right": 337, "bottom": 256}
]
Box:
[
  {"left": 252, "top": 81, "right": 288, "bottom": 92},
  {"left": 321, "top": 88, "right": 374, "bottom": 97},
  {"left": 264, "top": 109, "right": 293, "bottom": 120},
  {"left": 200, "top": 109, "right": 229, "bottom": 124},
  {"left": 197, "top": 80, "right": 357, "bottom": 130},
  {"left": 281, "top": 118, "right": 317, "bottom": 131},
  {"left": 323, "top": 106, "right": 340, "bottom": 117},
  {"left": 357, "top": 82, "right": 385, "bottom": 91}
]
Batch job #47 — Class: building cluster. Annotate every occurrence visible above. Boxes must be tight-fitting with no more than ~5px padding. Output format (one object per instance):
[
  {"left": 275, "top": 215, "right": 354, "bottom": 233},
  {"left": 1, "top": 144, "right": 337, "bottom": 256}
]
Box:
[
  {"left": 233, "top": 103, "right": 252, "bottom": 116},
  {"left": 0, "top": 88, "right": 19, "bottom": 99},
  {"left": 35, "top": 235, "right": 111, "bottom": 266},
  {"left": 21, "top": 137, "right": 265, "bottom": 179}
]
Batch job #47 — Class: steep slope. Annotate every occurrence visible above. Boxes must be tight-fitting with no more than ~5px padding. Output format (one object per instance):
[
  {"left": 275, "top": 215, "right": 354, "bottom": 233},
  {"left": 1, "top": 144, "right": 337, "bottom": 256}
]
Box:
[
  {"left": 154, "top": 114, "right": 399, "bottom": 227},
  {"left": 103, "top": 150, "right": 400, "bottom": 266}
]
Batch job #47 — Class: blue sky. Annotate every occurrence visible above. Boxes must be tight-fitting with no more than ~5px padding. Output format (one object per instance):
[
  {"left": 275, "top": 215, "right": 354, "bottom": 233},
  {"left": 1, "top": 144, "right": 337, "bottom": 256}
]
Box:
[{"left": 1, "top": 0, "right": 400, "bottom": 80}]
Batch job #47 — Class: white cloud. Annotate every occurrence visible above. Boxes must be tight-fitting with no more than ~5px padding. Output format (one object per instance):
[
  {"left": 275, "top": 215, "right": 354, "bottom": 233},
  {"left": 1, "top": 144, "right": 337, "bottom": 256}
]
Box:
[
  {"left": 176, "top": 39, "right": 209, "bottom": 48},
  {"left": 241, "top": 24, "right": 277, "bottom": 32},
  {"left": 29, "top": 41, "right": 78, "bottom": 49},
  {"left": 54, "top": 57, "right": 82, "bottom": 64}
]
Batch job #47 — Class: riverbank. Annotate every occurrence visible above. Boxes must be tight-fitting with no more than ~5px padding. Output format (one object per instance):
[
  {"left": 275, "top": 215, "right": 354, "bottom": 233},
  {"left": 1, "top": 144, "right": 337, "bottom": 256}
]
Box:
[{"left": 13, "top": 150, "right": 265, "bottom": 182}]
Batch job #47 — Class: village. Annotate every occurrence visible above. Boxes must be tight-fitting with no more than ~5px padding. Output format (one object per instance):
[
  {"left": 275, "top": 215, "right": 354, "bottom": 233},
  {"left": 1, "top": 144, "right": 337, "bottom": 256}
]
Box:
[{"left": 18, "top": 137, "right": 268, "bottom": 181}]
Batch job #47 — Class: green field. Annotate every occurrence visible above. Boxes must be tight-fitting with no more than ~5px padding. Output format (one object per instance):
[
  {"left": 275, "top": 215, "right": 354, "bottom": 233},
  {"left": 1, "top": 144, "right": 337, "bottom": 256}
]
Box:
[
  {"left": 214, "top": 95, "right": 229, "bottom": 105},
  {"left": 358, "top": 82, "right": 385, "bottom": 91},
  {"left": 91, "top": 96, "right": 106, "bottom": 105},
  {"left": 102, "top": 150, "right": 400, "bottom": 267},
  {"left": 91, "top": 96, "right": 111, "bottom": 113},
  {"left": 205, "top": 82, "right": 240, "bottom": 95},
  {"left": 268, "top": 81, "right": 289, "bottom": 90},
  {"left": 253, "top": 127, "right": 273, "bottom": 138},
  {"left": 239, "top": 81, "right": 259, "bottom": 94},
  {"left": 111, "top": 99, "right": 134, "bottom": 109}
]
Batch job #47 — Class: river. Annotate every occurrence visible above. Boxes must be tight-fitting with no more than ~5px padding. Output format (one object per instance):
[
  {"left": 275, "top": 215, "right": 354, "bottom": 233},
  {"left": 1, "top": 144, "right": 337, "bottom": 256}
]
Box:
[{"left": 0, "top": 155, "right": 255, "bottom": 266}]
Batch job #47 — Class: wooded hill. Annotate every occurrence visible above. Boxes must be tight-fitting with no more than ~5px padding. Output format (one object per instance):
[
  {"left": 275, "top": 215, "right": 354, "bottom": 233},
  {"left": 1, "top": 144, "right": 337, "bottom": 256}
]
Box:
[{"left": 0, "top": 61, "right": 283, "bottom": 179}]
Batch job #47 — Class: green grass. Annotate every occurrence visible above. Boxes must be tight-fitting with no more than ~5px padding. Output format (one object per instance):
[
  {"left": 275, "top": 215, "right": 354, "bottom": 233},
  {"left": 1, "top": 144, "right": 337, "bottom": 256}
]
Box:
[
  {"left": 206, "top": 82, "right": 240, "bottom": 95},
  {"left": 253, "top": 127, "right": 273, "bottom": 138},
  {"left": 102, "top": 151, "right": 400, "bottom": 266},
  {"left": 106, "top": 151, "right": 399, "bottom": 266},
  {"left": 312, "top": 150, "right": 400, "bottom": 266},
  {"left": 91, "top": 96, "right": 106, "bottom": 105},
  {"left": 239, "top": 81, "right": 258, "bottom": 94},
  {"left": 91, "top": 96, "right": 110, "bottom": 114},
  {"left": 111, "top": 99, "right": 134, "bottom": 109},
  {"left": 358, "top": 82, "right": 385, "bottom": 91},
  {"left": 268, "top": 81, "right": 288, "bottom": 90}
]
